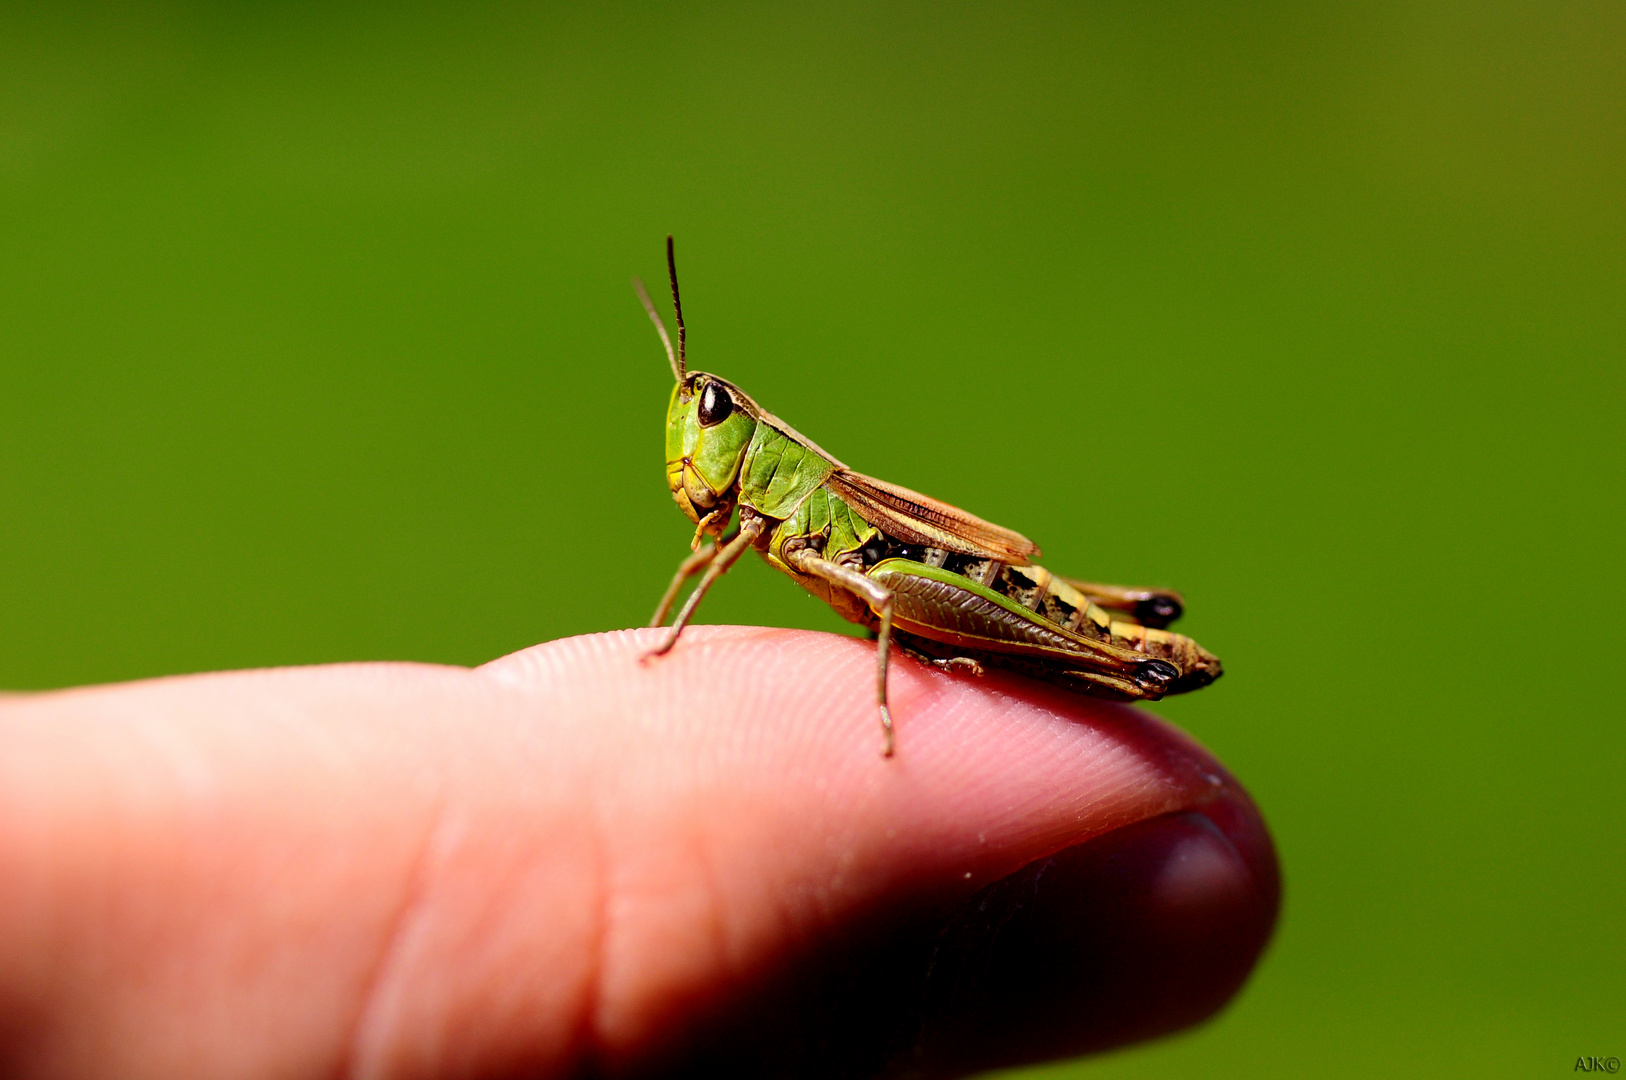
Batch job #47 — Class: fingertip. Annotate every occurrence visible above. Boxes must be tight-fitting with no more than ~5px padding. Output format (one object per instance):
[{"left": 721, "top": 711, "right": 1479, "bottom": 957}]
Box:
[
  {"left": 621, "top": 796, "right": 1278, "bottom": 1077},
  {"left": 478, "top": 626, "right": 1256, "bottom": 882},
  {"left": 911, "top": 799, "right": 1279, "bottom": 1071},
  {"left": 475, "top": 628, "right": 1277, "bottom": 1074}
]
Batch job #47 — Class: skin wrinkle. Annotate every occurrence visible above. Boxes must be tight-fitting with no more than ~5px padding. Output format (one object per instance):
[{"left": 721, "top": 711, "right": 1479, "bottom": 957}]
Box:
[
  {"left": 341, "top": 791, "right": 449, "bottom": 1080},
  {"left": 337, "top": 664, "right": 611, "bottom": 1077},
  {"left": 603, "top": 816, "right": 661, "bottom": 1071},
  {"left": 473, "top": 644, "right": 616, "bottom": 1076},
  {"left": 124, "top": 708, "right": 223, "bottom": 804},
  {"left": 588, "top": 815, "right": 741, "bottom": 1072},
  {"left": 76, "top": 694, "right": 251, "bottom": 1074},
  {"left": 585, "top": 740, "right": 758, "bottom": 1061},
  {"left": 250, "top": 667, "right": 468, "bottom": 1079},
  {"left": 692, "top": 820, "right": 732, "bottom": 994},
  {"left": 574, "top": 802, "right": 610, "bottom": 1076},
  {"left": 469, "top": 662, "right": 614, "bottom": 1077},
  {"left": 3, "top": 713, "right": 125, "bottom": 1076},
  {"left": 497, "top": 632, "right": 774, "bottom": 1062}
]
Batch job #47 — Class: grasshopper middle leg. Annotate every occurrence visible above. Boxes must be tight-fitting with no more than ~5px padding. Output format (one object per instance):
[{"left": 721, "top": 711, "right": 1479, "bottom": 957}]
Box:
[{"left": 785, "top": 548, "right": 898, "bottom": 757}]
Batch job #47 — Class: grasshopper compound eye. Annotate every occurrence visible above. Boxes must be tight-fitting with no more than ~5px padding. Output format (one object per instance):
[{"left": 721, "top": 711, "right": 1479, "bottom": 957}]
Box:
[{"left": 698, "top": 382, "right": 734, "bottom": 426}]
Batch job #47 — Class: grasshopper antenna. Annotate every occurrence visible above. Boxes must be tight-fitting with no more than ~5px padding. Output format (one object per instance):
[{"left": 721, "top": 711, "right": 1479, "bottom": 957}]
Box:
[
  {"left": 633, "top": 274, "right": 681, "bottom": 382},
  {"left": 665, "top": 234, "right": 687, "bottom": 379}
]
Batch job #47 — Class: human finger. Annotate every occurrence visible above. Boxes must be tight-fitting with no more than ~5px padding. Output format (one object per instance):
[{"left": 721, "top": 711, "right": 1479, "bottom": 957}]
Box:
[{"left": 0, "top": 626, "right": 1277, "bottom": 1078}]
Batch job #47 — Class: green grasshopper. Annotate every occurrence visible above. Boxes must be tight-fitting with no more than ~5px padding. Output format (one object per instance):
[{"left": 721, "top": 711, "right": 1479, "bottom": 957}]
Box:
[{"left": 639, "top": 238, "right": 1221, "bottom": 756}]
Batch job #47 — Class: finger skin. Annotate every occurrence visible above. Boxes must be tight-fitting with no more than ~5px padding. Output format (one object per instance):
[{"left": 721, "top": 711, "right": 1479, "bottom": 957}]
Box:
[{"left": 0, "top": 627, "right": 1278, "bottom": 1078}]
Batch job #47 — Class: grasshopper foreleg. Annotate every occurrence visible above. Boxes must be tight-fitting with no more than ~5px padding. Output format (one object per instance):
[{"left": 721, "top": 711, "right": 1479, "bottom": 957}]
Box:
[
  {"left": 644, "top": 516, "right": 764, "bottom": 661},
  {"left": 785, "top": 548, "right": 898, "bottom": 757},
  {"left": 649, "top": 529, "right": 739, "bottom": 628}
]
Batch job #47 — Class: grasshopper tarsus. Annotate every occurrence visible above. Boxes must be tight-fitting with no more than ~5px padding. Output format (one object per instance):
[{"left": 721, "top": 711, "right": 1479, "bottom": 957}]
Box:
[
  {"left": 932, "top": 656, "right": 985, "bottom": 677},
  {"left": 639, "top": 632, "right": 680, "bottom": 663}
]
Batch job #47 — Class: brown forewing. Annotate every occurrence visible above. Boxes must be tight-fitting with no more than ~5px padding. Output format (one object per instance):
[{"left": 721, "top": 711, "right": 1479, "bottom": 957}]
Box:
[{"left": 826, "top": 470, "right": 1042, "bottom": 564}]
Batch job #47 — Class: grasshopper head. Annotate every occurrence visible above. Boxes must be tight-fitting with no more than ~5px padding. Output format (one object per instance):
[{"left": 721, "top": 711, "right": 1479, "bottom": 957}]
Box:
[
  {"left": 665, "top": 373, "right": 754, "bottom": 529},
  {"left": 638, "top": 237, "right": 755, "bottom": 535}
]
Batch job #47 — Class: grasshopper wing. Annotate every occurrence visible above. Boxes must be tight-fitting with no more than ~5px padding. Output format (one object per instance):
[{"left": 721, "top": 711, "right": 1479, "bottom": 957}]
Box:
[{"left": 827, "top": 470, "right": 1042, "bottom": 563}]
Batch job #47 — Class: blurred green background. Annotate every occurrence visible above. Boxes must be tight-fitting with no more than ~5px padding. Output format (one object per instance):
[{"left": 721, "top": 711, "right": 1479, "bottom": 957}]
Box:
[{"left": 2, "top": 2, "right": 1621, "bottom": 1076}]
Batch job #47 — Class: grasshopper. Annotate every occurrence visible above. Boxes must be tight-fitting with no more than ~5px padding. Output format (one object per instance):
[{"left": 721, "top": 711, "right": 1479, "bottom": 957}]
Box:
[{"left": 638, "top": 238, "right": 1221, "bottom": 756}]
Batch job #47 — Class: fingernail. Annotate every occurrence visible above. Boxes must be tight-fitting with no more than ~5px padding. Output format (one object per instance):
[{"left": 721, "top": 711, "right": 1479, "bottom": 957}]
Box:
[{"left": 913, "top": 803, "right": 1280, "bottom": 1073}]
